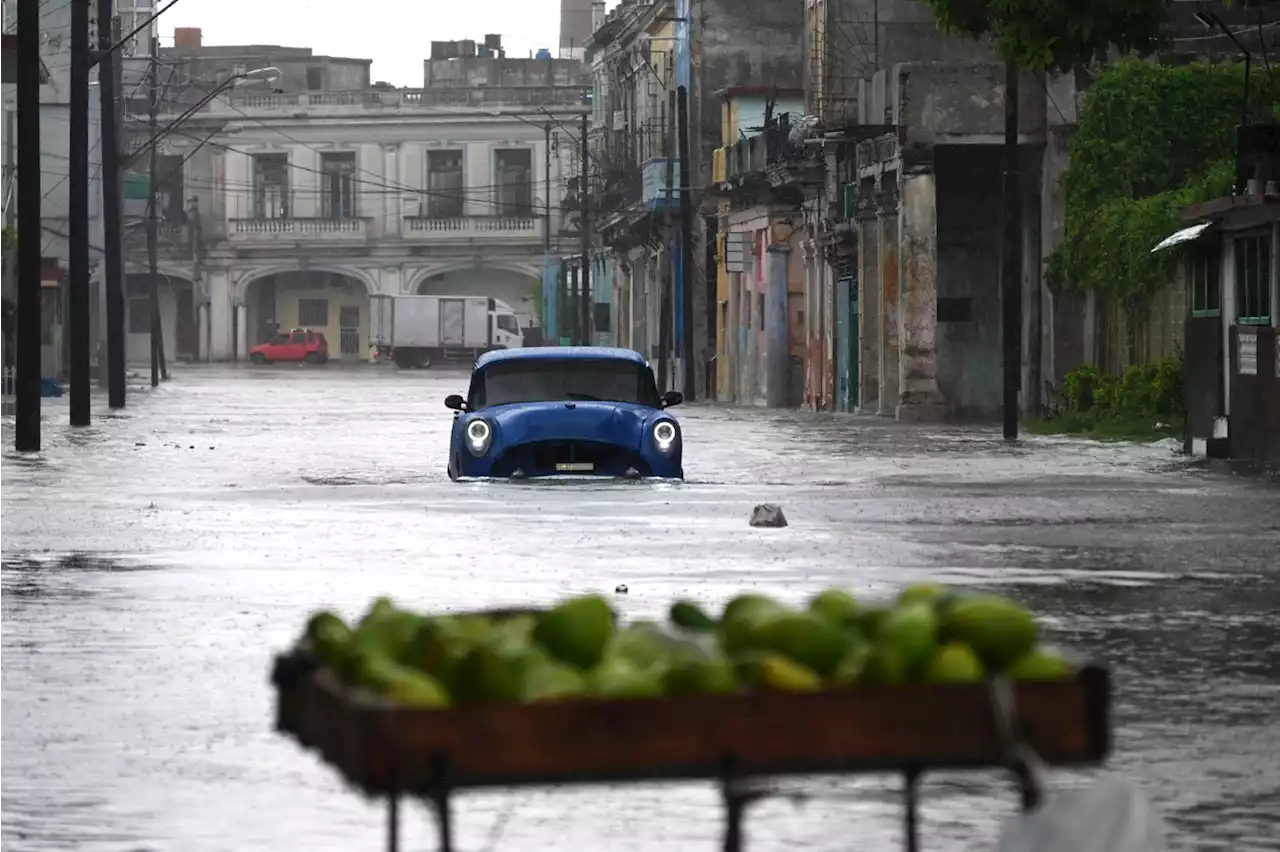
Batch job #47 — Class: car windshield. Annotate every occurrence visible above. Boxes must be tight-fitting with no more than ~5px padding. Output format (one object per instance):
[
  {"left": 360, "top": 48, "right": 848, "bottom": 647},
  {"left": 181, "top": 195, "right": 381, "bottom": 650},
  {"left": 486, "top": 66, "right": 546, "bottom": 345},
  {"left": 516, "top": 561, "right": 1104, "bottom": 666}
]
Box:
[{"left": 470, "top": 358, "right": 660, "bottom": 409}]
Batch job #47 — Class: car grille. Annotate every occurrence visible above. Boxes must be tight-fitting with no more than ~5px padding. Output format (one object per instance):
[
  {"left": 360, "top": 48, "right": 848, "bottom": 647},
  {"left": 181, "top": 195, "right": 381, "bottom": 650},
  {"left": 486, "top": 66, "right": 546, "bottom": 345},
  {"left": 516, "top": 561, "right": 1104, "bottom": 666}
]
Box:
[{"left": 491, "top": 440, "right": 648, "bottom": 478}]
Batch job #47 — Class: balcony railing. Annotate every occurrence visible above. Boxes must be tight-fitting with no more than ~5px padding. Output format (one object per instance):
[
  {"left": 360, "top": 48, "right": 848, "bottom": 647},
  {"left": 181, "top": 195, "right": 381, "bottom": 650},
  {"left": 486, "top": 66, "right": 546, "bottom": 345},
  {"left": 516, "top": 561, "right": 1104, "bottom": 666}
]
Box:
[
  {"left": 403, "top": 215, "right": 541, "bottom": 239},
  {"left": 227, "top": 217, "right": 371, "bottom": 242},
  {"left": 724, "top": 113, "right": 802, "bottom": 181}
]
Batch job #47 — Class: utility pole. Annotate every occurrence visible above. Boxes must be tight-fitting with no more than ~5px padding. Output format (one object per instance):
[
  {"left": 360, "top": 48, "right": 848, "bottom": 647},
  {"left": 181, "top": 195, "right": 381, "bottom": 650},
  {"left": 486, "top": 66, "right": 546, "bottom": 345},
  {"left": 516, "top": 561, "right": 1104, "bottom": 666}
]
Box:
[
  {"left": 676, "top": 85, "right": 695, "bottom": 402},
  {"left": 658, "top": 91, "right": 675, "bottom": 393},
  {"left": 578, "top": 112, "right": 591, "bottom": 347},
  {"left": 68, "top": 0, "right": 91, "bottom": 426},
  {"left": 14, "top": 0, "right": 42, "bottom": 451},
  {"left": 146, "top": 36, "right": 163, "bottom": 387},
  {"left": 99, "top": 2, "right": 126, "bottom": 408},
  {"left": 1001, "top": 58, "right": 1022, "bottom": 440},
  {"left": 543, "top": 122, "right": 552, "bottom": 258}
]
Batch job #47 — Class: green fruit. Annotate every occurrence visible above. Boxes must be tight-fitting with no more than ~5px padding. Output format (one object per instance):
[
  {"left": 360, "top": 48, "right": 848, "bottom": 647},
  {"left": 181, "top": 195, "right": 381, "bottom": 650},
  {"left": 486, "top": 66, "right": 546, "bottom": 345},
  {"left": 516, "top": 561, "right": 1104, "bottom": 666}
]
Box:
[
  {"left": 877, "top": 602, "right": 940, "bottom": 675},
  {"left": 922, "top": 642, "right": 986, "bottom": 684},
  {"left": 383, "top": 672, "right": 451, "bottom": 708},
  {"left": 611, "top": 623, "right": 675, "bottom": 670},
  {"left": 1005, "top": 647, "right": 1075, "bottom": 681},
  {"left": 829, "top": 644, "right": 872, "bottom": 688},
  {"left": 808, "top": 589, "right": 862, "bottom": 626},
  {"left": 663, "top": 657, "right": 738, "bottom": 696},
  {"left": 522, "top": 659, "right": 588, "bottom": 702},
  {"left": 588, "top": 656, "right": 664, "bottom": 699},
  {"left": 747, "top": 653, "right": 823, "bottom": 693},
  {"left": 859, "top": 646, "right": 908, "bottom": 686},
  {"left": 941, "top": 595, "right": 1038, "bottom": 671},
  {"left": 754, "top": 612, "right": 850, "bottom": 678},
  {"left": 858, "top": 606, "right": 892, "bottom": 640},
  {"left": 670, "top": 600, "right": 718, "bottom": 632},
  {"left": 305, "top": 611, "right": 352, "bottom": 666},
  {"left": 453, "top": 644, "right": 537, "bottom": 704},
  {"left": 897, "top": 582, "right": 947, "bottom": 608},
  {"left": 360, "top": 596, "right": 396, "bottom": 626},
  {"left": 719, "top": 597, "right": 787, "bottom": 656},
  {"left": 532, "top": 594, "right": 616, "bottom": 670},
  {"left": 721, "top": 594, "right": 785, "bottom": 626}
]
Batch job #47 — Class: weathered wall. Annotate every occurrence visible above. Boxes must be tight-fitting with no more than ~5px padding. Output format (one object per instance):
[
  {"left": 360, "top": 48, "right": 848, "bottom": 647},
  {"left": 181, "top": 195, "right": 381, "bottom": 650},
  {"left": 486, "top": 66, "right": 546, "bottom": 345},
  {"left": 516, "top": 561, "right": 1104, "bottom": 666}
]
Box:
[{"left": 934, "top": 145, "right": 1002, "bottom": 419}]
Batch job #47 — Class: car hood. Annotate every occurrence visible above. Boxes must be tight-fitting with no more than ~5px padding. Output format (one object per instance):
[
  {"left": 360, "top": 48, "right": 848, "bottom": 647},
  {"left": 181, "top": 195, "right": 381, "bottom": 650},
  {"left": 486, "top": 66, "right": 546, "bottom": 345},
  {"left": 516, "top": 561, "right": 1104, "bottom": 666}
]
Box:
[{"left": 483, "top": 401, "right": 656, "bottom": 448}]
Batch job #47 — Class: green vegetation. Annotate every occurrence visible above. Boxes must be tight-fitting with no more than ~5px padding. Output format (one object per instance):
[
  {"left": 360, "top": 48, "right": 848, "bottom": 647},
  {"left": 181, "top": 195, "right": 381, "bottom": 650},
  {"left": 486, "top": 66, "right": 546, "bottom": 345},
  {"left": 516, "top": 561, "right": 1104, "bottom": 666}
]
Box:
[
  {"left": 1029, "top": 357, "right": 1185, "bottom": 441},
  {"left": 921, "top": 0, "right": 1168, "bottom": 73},
  {"left": 1, "top": 226, "right": 15, "bottom": 257},
  {"left": 1045, "top": 58, "right": 1280, "bottom": 305}
]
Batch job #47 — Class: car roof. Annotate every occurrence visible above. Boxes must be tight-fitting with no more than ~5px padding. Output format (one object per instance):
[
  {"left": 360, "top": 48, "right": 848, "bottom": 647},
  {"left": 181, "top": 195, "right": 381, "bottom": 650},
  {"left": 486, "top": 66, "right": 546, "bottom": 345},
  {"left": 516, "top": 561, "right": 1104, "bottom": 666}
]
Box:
[{"left": 475, "top": 346, "right": 648, "bottom": 370}]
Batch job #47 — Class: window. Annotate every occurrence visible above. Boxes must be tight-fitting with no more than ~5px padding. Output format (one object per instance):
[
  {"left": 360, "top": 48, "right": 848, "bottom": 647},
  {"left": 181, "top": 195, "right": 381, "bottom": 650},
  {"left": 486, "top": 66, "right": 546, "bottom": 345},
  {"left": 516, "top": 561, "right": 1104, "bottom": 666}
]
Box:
[
  {"left": 320, "top": 152, "right": 356, "bottom": 218},
  {"left": 593, "top": 302, "right": 611, "bottom": 334},
  {"left": 426, "top": 150, "right": 464, "bottom": 218},
  {"left": 252, "top": 153, "right": 289, "bottom": 219},
  {"left": 495, "top": 314, "right": 519, "bottom": 334},
  {"left": 758, "top": 294, "right": 765, "bottom": 330},
  {"left": 1190, "top": 242, "right": 1222, "bottom": 317},
  {"left": 1233, "top": 232, "right": 1271, "bottom": 324},
  {"left": 298, "top": 298, "right": 329, "bottom": 327},
  {"left": 306, "top": 66, "right": 323, "bottom": 90},
  {"left": 128, "top": 297, "right": 150, "bottom": 334},
  {"left": 290, "top": 330, "right": 308, "bottom": 344},
  {"left": 494, "top": 148, "right": 533, "bottom": 216},
  {"left": 469, "top": 358, "right": 660, "bottom": 409}
]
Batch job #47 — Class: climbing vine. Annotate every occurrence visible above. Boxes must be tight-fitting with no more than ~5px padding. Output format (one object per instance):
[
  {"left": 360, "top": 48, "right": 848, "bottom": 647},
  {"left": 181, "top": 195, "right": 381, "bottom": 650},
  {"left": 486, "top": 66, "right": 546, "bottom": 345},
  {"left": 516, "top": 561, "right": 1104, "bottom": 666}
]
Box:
[
  {"left": 1045, "top": 58, "right": 1280, "bottom": 305},
  {"left": 1, "top": 226, "right": 14, "bottom": 257}
]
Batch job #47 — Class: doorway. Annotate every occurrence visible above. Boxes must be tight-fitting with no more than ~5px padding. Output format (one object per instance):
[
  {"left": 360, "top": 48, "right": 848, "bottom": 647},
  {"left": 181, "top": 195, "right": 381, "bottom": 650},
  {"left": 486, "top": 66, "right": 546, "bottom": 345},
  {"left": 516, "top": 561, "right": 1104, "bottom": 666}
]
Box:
[{"left": 339, "top": 305, "right": 361, "bottom": 357}]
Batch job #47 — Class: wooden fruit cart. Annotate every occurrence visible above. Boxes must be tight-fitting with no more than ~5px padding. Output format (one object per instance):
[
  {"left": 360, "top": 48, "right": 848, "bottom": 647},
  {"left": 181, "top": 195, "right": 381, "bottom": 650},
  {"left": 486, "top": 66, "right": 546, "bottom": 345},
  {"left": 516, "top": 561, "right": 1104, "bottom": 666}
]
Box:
[{"left": 272, "top": 652, "right": 1110, "bottom": 852}]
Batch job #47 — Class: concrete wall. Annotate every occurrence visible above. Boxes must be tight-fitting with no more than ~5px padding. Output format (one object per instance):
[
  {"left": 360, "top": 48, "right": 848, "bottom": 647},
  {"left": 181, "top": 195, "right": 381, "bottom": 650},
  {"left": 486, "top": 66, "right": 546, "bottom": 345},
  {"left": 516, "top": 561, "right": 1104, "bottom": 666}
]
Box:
[
  {"left": 423, "top": 57, "right": 590, "bottom": 89},
  {"left": 123, "top": 278, "right": 180, "bottom": 367},
  {"left": 270, "top": 277, "right": 370, "bottom": 361}
]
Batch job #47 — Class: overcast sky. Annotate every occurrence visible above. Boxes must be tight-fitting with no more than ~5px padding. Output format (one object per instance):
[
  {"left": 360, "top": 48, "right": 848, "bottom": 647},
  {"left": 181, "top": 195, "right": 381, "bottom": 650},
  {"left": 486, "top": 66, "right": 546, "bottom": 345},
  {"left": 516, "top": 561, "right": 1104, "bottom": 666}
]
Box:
[{"left": 168, "top": 0, "right": 617, "bottom": 88}]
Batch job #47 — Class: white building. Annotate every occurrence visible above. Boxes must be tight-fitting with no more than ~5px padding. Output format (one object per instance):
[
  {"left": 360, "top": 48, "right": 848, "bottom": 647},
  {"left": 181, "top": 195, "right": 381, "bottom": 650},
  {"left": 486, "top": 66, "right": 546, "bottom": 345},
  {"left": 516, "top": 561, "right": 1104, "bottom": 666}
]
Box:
[{"left": 151, "top": 37, "right": 590, "bottom": 362}]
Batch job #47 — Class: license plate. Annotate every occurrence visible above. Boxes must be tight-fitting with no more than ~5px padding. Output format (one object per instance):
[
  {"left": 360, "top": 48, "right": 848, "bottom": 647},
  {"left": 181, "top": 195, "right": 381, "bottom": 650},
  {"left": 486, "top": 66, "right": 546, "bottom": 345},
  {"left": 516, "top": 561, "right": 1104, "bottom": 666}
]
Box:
[{"left": 555, "top": 462, "right": 595, "bottom": 472}]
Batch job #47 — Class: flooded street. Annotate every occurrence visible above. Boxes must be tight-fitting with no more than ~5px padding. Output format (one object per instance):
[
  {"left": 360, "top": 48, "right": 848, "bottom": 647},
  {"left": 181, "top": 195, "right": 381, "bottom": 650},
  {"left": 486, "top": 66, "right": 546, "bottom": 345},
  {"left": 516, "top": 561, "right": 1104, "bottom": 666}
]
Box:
[{"left": 3, "top": 365, "right": 1279, "bottom": 852}]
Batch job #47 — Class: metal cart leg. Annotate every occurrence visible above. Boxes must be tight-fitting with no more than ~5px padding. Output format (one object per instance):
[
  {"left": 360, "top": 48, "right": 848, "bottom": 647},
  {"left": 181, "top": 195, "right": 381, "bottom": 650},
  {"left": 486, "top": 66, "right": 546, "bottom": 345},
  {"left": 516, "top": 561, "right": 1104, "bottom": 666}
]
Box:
[
  {"left": 903, "top": 767, "right": 921, "bottom": 852},
  {"left": 720, "top": 756, "right": 765, "bottom": 852},
  {"left": 430, "top": 751, "right": 454, "bottom": 852},
  {"left": 387, "top": 791, "right": 400, "bottom": 852}
]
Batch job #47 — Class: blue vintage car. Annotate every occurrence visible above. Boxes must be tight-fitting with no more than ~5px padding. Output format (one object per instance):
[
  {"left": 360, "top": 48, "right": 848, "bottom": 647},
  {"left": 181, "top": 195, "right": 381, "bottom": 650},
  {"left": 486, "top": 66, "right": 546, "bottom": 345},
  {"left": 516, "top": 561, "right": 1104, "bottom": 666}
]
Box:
[{"left": 445, "top": 346, "right": 684, "bottom": 480}]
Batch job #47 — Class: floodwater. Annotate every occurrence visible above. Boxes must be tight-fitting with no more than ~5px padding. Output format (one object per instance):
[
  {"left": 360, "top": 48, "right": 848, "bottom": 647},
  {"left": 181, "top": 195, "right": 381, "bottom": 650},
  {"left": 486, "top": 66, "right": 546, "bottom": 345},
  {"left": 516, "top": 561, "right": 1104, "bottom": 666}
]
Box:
[{"left": 2, "top": 365, "right": 1278, "bottom": 852}]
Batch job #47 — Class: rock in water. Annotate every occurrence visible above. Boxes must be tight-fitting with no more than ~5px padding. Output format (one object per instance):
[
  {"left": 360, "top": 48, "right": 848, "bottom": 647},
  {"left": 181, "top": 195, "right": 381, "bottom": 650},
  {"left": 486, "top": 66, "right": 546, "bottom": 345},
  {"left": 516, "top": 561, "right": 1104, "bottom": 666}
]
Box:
[{"left": 749, "top": 503, "right": 788, "bottom": 528}]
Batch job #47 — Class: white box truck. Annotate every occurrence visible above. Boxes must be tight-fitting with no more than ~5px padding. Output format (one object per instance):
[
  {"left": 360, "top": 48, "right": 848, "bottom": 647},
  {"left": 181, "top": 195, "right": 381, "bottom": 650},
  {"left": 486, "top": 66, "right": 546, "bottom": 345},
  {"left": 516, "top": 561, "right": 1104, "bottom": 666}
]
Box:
[{"left": 369, "top": 295, "right": 524, "bottom": 368}]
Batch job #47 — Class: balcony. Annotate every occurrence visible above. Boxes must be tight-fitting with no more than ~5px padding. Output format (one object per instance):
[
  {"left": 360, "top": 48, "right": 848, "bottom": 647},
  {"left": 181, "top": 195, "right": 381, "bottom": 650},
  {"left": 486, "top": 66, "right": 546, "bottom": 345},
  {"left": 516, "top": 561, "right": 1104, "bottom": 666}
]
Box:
[
  {"left": 402, "top": 215, "right": 542, "bottom": 241},
  {"left": 227, "top": 217, "right": 371, "bottom": 243}
]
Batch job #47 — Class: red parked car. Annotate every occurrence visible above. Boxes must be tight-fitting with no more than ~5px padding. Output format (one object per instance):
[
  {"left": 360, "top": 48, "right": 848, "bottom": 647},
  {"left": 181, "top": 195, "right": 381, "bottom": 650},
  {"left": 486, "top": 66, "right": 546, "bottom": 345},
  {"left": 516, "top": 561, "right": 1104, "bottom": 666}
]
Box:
[{"left": 248, "top": 328, "right": 330, "bottom": 365}]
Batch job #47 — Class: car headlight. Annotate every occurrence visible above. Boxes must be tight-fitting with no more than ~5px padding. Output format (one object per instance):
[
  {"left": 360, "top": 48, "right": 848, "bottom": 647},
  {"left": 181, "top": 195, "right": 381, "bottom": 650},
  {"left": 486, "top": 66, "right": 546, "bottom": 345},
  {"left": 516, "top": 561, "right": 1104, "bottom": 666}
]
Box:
[
  {"left": 465, "top": 418, "right": 492, "bottom": 457},
  {"left": 652, "top": 420, "right": 679, "bottom": 455}
]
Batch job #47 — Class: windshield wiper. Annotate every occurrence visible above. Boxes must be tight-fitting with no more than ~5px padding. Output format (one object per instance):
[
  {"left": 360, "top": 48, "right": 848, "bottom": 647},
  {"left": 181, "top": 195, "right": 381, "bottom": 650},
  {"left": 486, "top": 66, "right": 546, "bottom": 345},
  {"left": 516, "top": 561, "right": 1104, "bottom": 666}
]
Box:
[{"left": 564, "top": 392, "right": 602, "bottom": 401}]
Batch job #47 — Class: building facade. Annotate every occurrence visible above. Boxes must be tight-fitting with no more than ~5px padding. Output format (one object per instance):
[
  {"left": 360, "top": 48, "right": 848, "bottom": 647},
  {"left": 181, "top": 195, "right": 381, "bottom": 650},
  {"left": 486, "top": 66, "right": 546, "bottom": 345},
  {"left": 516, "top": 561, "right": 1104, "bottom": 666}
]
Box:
[{"left": 147, "top": 34, "right": 589, "bottom": 362}]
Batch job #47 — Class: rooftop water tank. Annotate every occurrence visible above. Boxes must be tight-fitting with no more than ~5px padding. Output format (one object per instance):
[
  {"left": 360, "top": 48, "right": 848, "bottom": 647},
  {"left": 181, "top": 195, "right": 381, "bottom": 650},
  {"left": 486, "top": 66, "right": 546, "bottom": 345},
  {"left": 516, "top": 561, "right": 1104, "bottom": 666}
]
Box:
[{"left": 535, "top": 48, "right": 552, "bottom": 60}]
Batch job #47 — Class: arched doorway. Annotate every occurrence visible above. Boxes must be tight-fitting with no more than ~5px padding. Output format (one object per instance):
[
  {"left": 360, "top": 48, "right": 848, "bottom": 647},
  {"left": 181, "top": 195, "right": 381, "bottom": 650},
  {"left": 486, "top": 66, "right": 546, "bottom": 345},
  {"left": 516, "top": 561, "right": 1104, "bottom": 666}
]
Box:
[
  {"left": 124, "top": 272, "right": 199, "bottom": 365},
  {"left": 415, "top": 266, "right": 541, "bottom": 333},
  {"left": 240, "top": 269, "right": 374, "bottom": 361}
]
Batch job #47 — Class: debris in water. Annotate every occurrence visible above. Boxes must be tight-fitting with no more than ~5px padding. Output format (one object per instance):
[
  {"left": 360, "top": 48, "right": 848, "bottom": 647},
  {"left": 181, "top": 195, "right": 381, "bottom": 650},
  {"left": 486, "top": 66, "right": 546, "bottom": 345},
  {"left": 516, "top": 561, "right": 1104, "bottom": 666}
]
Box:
[
  {"left": 615, "top": 584, "right": 629, "bottom": 594},
  {"left": 749, "top": 503, "right": 788, "bottom": 528}
]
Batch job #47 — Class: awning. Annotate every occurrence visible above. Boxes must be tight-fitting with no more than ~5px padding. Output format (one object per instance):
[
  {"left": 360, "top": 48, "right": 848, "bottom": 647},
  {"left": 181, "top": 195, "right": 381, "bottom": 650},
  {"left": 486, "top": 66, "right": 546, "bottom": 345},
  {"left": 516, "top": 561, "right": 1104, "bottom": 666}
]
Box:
[{"left": 1151, "top": 221, "right": 1212, "bottom": 253}]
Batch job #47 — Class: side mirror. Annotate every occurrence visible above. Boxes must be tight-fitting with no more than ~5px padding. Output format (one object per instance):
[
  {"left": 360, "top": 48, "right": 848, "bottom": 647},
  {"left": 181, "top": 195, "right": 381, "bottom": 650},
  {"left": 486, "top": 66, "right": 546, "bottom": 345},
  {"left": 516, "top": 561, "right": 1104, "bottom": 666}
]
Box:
[
  {"left": 661, "top": 391, "right": 683, "bottom": 408},
  {"left": 444, "top": 394, "right": 466, "bottom": 411}
]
